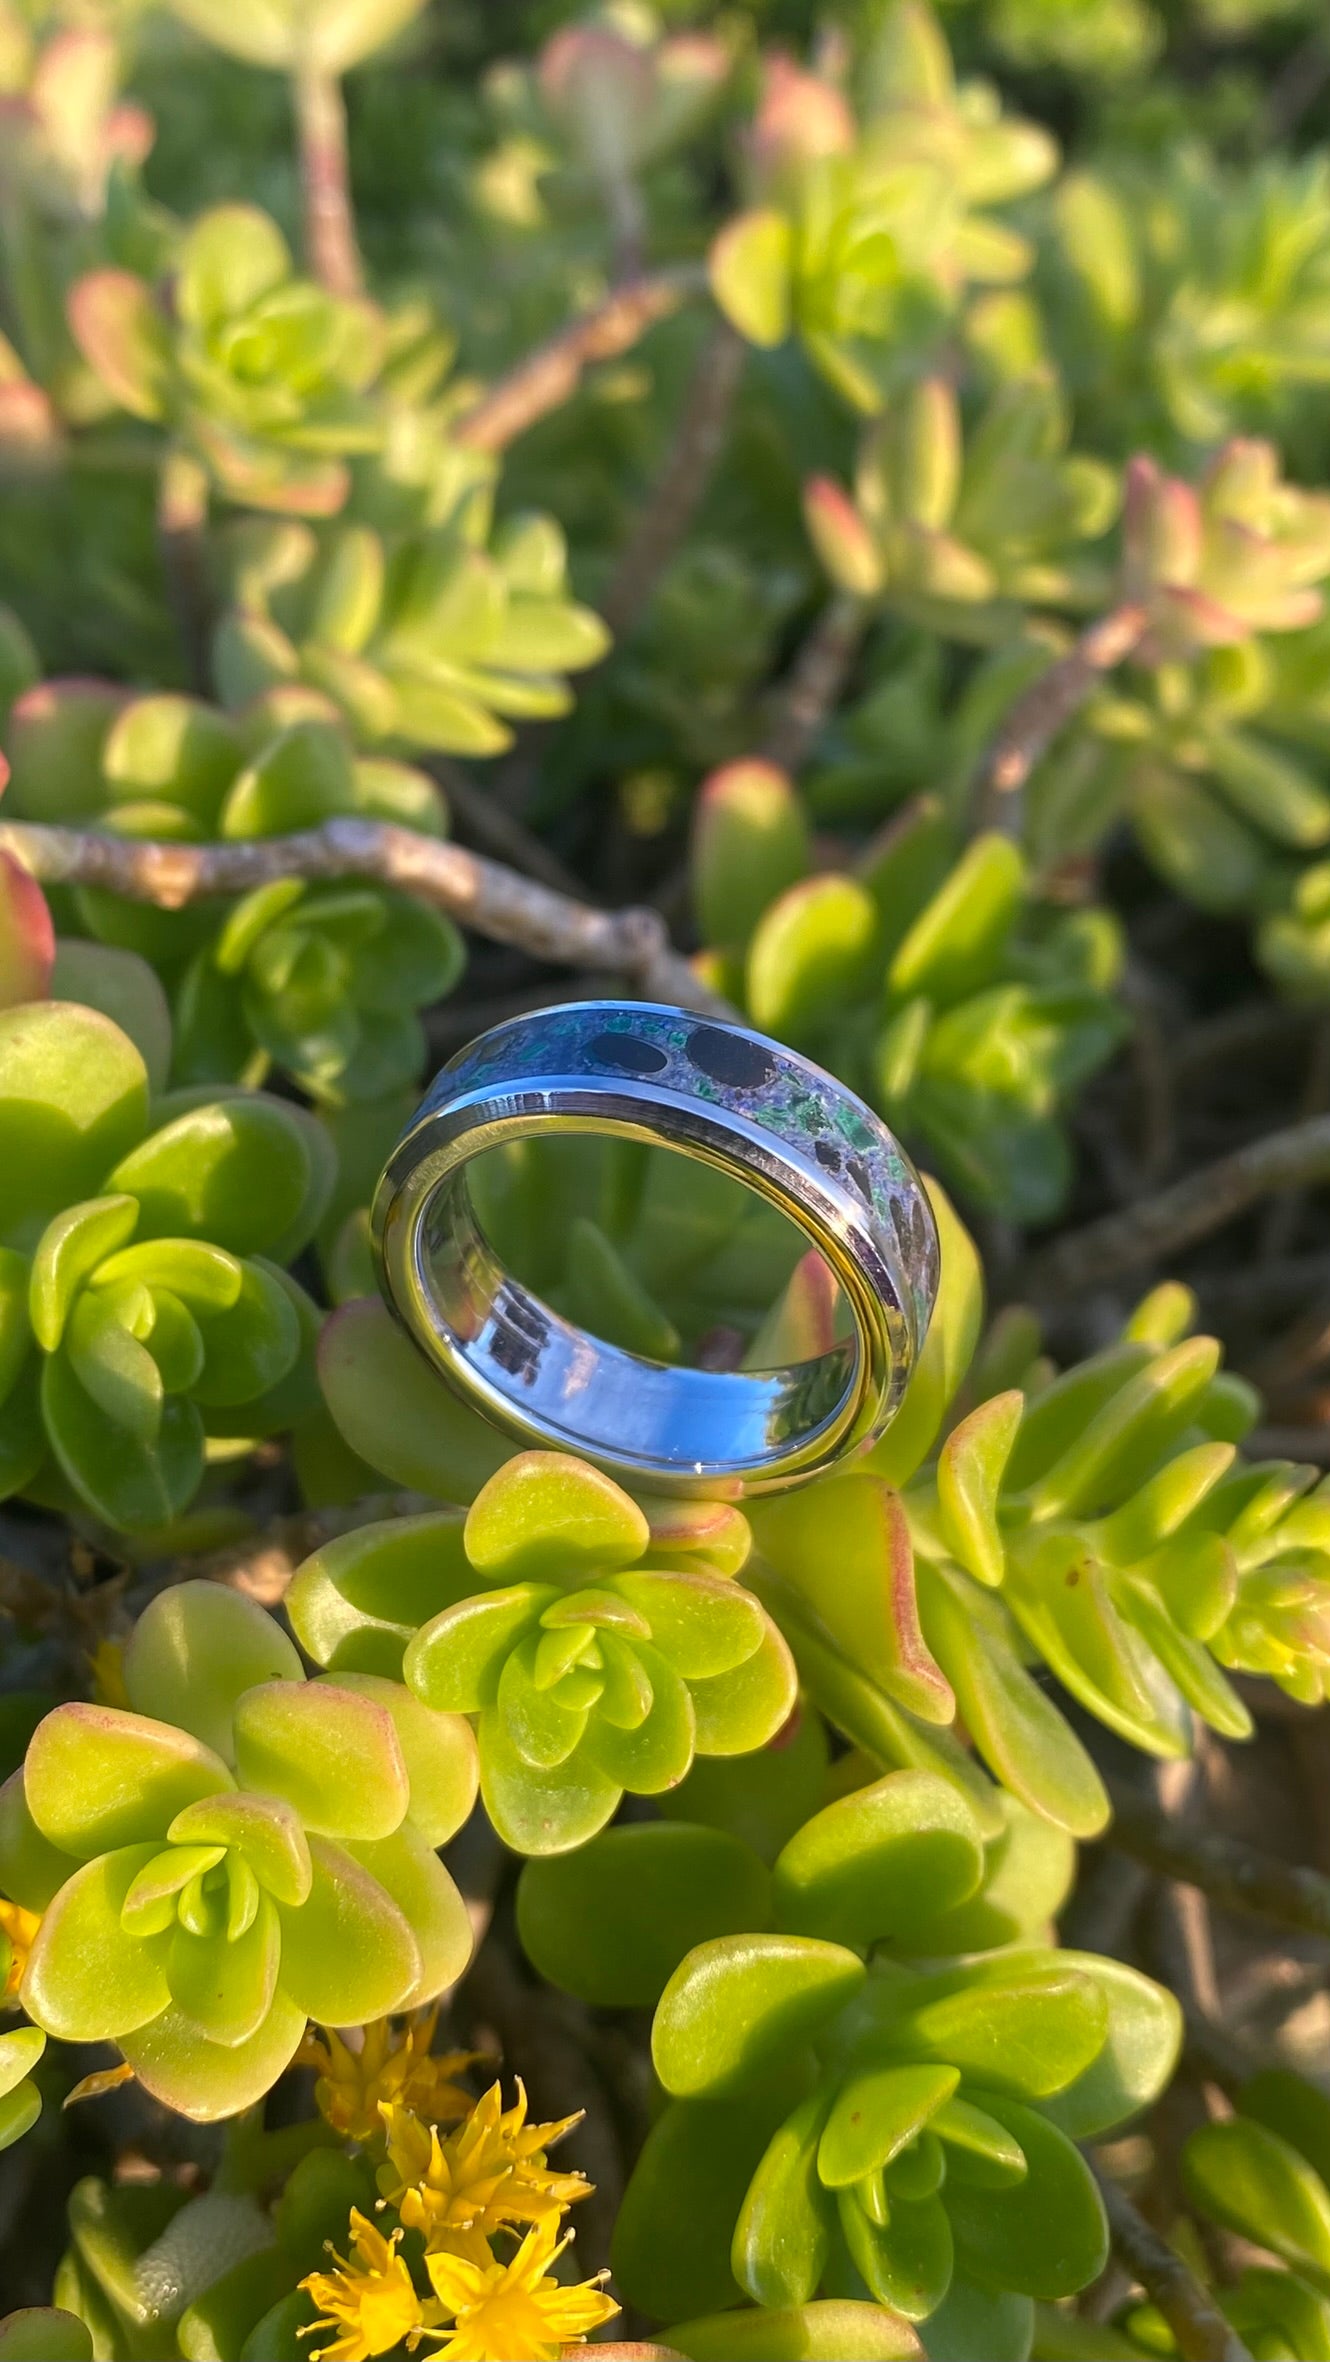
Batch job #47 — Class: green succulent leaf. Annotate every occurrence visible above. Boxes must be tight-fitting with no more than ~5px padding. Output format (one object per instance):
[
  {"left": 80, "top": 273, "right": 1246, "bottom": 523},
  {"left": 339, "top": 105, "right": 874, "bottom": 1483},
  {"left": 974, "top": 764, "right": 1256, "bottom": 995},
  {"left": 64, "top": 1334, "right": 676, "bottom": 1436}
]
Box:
[
  {"left": 465, "top": 1450, "right": 649, "bottom": 1583},
  {"left": 653, "top": 1933, "right": 866, "bottom": 2099},
  {"left": 1183, "top": 2116, "right": 1330, "bottom": 2284},
  {"left": 343, "top": 1824, "right": 473, "bottom": 2004},
  {"left": 24, "top": 1703, "right": 232, "bottom": 1857},
  {"left": 0, "top": 1005, "right": 147, "bottom": 1250},
  {"left": 0, "top": 2313, "right": 94, "bottom": 2360},
  {"left": 710, "top": 211, "right": 793, "bottom": 347},
  {"left": 734, "top": 2090, "right": 833, "bottom": 2307},
  {"left": 946, "top": 2095, "right": 1108, "bottom": 2299},
  {"left": 326, "top": 1672, "right": 477, "bottom": 1847},
  {"left": 754, "top": 1478, "right": 952, "bottom": 1727},
  {"left": 120, "top": 1989, "right": 307, "bottom": 2122},
  {"left": 406, "top": 1585, "right": 552, "bottom": 1714},
  {"left": 21, "top": 1843, "right": 171, "bottom": 2040},
  {"left": 232, "top": 1681, "right": 408, "bottom": 1840},
  {"left": 1037, "top": 1952, "right": 1182, "bottom": 2138},
  {"left": 517, "top": 1823, "right": 774, "bottom": 2007},
  {"left": 288, "top": 1511, "right": 475, "bottom": 1677},
  {"left": 122, "top": 1579, "right": 302, "bottom": 1761},
  {"left": 317, "top": 1297, "right": 510, "bottom": 1503},
  {"left": 477, "top": 1707, "right": 622, "bottom": 1854},
  {"left": 818, "top": 2060, "right": 960, "bottom": 2189},
  {"left": 665, "top": 2302, "right": 923, "bottom": 2360},
  {"left": 108, "top": 1099, "right": 327, "bottom": 1261},
  {"left": 613, "top": 2076, "right": 815, "bottom": 2322},
  {"left": 772, "top": 1770, "right": 984, "bottom": 1949}
]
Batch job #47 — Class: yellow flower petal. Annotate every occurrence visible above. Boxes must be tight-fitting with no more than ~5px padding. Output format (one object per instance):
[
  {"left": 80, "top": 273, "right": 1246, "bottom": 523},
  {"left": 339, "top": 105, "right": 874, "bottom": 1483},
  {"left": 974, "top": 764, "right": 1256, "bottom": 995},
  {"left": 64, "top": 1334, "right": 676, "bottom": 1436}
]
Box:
[
  {"left": 300, "top": 2209, "right": 425, "bottom": 2362},
  {"left": 421, "top": 2218, "right": 618, "bottom": 2362}
]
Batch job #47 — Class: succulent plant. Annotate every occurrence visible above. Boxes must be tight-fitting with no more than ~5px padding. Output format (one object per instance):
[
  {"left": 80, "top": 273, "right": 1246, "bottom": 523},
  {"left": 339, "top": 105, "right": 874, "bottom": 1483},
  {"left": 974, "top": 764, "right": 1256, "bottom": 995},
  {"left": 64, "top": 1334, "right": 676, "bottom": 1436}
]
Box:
[
  {"left": 710, "top": 3, "right": 1057, "bottom": 411},
  {"left": 68, "top": 206, "right": 386, "bottom": 517},
  {"left": 4, "top": 691, "right": 465, "bottom": 1101},
  {"left": 748, "top": 1205, "right": 1330, "bottom": 1834},
  {"left": 212, "top": 510, "right": 611, "bottom": 757},
  {"left": 1096, "top": 2073, "right": 1330, "bottom": 2360},
  {"left": 0, "top": 1579, "right": 475, "bottom": 2116},
  {"left": 521, "top": 1775, "right": 1177, "bottom": 2350},
  {"left": 803, "top": 372, "right": 1118, "bottom": 644},
  {"left": 0, "top": 998, "right": 328, "bottom": 1533},
  {"left": 49, "top": 2151, "right": 374, "bottom": 2361},
  {"left": 1046, "top": 153, "right": 1330, "bottom": 455},
  {"left": 288, "top": 1450, "right": 796, "bottom": 1853},
  {"left": 693, "top": 765, "right": 1128, "bottom": 1221}
]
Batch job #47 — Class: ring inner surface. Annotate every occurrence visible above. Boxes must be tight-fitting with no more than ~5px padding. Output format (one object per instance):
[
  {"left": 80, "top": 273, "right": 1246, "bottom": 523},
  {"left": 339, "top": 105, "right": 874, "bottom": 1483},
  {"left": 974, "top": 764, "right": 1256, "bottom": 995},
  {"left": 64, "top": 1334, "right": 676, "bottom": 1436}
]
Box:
[{"left": 415, "top": 1153, "right": 862, "bottom": 1481}]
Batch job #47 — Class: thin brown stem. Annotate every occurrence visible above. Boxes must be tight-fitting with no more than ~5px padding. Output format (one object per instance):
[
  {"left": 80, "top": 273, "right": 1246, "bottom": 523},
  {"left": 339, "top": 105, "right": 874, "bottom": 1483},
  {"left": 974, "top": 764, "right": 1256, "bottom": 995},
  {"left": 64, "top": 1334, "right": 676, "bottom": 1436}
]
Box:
[
  {"left": 428, "top": 756, "right": 586, "bottom": 898},
  {"left": 1103, "top": 1772, "right": 1330, "bottom": 1941},
  {"left": 293, "top": 61, "right": 362, "bottom": 298},
  {"left": 1259, "top": 1014, "right": 1330, "bottom": 1261},
  {"left": 0, "top": 816, "right": 731, "bottom": 1013},
  {"left": 454, "top": 267, "right": 703, "bottom": 456},
  {"left": 1089, "top": 2161, "right": 1254, "bottom": 2362},
  {"left": 1122, "top": 958, "right": 1177, "bottom": 1195},
  {"left": 1022, "top": 1110, "right": 1330, "bottom": 1297},
  {"left": 1246, "top": 1424, "right": 1330, "bottom": 1463},
  {"left": 1150, "top": 1759, "right": 1222, "bottom": 2023},
  {"left": 1266, "top": 22, "right": 1330, "bottom": 138},
  {"left": 762, "top": 592, "right": 866, "bottom": 775},
  {"left": 973, "top": 604, "right": 1148, "bottom": 832},
  {"left": 601, "top": 318, "right": 747, "bottom": 641},
  {"left": 156, "top": 445, "right": 211, "bottom": 695},
  {"left": 1173, "top": 999, "right": 1316, "bottom": 1079}
]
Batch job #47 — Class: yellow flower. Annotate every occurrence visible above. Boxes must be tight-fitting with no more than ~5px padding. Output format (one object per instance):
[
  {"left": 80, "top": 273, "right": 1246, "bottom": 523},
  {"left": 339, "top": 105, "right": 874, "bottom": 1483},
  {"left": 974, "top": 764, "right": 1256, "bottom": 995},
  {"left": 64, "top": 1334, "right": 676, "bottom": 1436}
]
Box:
[
  {"left": 382, "top": 2082, "right": 590, "bottom": 2260},
  {"left": 300, "top": 2209, "right": 425, "bottom": 2361},
  {"left": 0, "top": 1900, "right": 40, "bottom": 2005},
  {"left": 299, "top": 2013, "right": 484, "bottom": 2144},
  {"left": 422, "top": 2218, "right": 618, "bottom": 2362}
]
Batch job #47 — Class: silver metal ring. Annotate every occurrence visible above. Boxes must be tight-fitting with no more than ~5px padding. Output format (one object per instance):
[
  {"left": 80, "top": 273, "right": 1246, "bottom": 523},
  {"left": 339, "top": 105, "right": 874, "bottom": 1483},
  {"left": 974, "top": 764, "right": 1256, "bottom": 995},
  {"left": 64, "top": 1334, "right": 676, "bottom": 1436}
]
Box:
[{"left": 371, "top": 1001, "right": 939, "bottom": 1497}]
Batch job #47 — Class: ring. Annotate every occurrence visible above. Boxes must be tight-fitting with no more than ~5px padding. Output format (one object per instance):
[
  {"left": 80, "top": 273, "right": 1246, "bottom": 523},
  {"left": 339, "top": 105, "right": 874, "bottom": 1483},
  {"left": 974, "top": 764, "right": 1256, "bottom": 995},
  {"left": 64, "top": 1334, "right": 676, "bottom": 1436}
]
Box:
[{"left": 371, "top": 1001, "right": 939, "bottom": 1496}]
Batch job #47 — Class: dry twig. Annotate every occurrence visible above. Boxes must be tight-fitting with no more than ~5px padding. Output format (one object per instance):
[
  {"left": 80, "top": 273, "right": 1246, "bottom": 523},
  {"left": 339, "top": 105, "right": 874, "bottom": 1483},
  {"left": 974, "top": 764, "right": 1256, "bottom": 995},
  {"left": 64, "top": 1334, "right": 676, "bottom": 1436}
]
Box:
[
  {"left": 762, "top": 592, "right": 867, "bottom": 774},
  {"left": 1104, "top": 1773, "right": 1330, "bottom": 1941},
  {"left": 974, "top": 604, "right": 1147, "bottom": 830},
  {"left": 1023, "top": 1111, "right": 1330, "bottom": 1296},
  {"left": 454, "top": 269, "right": 703, "bottom": 455},
  {"left": 1089, "top": 2161, "right": 1254, "bottom": 2362},
  {"left": 293, "top": 62, "right": 362, "bottom": 298},
  {"left": 0, "top": 815, "right": 730, "bottom": 1013},
  {"left": 602, "top": 318, "right": 747, "bottom": 640}
]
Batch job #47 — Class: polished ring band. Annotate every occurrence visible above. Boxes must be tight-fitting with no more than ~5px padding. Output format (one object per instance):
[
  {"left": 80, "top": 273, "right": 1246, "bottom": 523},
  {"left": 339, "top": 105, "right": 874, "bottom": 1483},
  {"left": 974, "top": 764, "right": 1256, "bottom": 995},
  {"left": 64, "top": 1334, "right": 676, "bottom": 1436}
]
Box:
[{"left": 371, "top": 1001, "right": 939, "bottom": 1497}]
